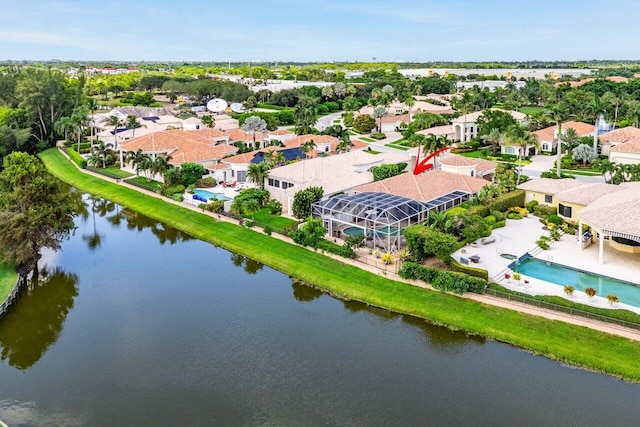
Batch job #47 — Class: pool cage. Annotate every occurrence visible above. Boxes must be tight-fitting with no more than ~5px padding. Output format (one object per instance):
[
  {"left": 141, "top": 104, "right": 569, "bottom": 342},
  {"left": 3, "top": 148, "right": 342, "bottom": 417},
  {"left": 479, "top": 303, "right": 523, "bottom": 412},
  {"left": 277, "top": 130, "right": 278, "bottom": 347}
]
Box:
[
  {"left": 312, "top": 192, "right": 429, "bottom": 252},
  {"left": 312, "top": 191, "right": 471, "bottom": 252}
]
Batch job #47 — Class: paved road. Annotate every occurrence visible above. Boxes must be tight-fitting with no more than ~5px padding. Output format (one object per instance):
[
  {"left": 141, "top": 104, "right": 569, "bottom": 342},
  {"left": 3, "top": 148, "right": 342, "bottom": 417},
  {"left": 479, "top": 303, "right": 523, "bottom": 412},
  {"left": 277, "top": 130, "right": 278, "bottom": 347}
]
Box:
[
  {"left": 316, "top": 112, "right": 344, "bottom": 131},
  {"left": 522, "top": 155, "right": 604, "bottom": 183}
]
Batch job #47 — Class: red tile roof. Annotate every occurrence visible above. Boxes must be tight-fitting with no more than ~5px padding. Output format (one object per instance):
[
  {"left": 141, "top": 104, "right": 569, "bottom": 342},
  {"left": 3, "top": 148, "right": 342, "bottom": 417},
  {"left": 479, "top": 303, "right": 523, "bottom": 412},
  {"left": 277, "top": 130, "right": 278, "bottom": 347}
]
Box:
[
  {"left": 353, "top": 170, "right": 489, "bottom": 202},
  {"left": 599, "top": 127, "right": 640, "bottom": 146},
  {"left": 532, "top": 121, "right": 595, "bottom": 142}
]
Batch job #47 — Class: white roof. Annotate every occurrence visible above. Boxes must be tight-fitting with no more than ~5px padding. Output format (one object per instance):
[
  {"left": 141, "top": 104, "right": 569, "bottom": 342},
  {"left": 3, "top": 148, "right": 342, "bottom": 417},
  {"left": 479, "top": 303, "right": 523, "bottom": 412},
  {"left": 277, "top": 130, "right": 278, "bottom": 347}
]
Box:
[
  {"left": 268, "top": 150, "right": 410, "bottom": 196},
  {"left": 451, "top": 108, "right": 526, "bottom": 123}
]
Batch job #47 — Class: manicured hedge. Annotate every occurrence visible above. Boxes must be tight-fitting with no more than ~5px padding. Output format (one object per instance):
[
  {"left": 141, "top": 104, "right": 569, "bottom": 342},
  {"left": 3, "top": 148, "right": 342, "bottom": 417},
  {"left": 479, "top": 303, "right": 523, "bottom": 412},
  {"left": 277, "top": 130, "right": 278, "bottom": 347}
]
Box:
[
  {"left": 492, "top": 220, "right": 506, "bottom": 229},
  {"left": 317, "top": 239, "right": 356, "bottom": 259},
  {"left": 65, "top": 147, "right": 87, "bottom": 169},
  {"left": 468, "top": 190, "right": 525, "bottom": 217},
  {"left": 449, "top": 258, "right": 489, "bottom": 280},
  {"left": 399, "top": 261, "right": 486, "bottom": 294}
]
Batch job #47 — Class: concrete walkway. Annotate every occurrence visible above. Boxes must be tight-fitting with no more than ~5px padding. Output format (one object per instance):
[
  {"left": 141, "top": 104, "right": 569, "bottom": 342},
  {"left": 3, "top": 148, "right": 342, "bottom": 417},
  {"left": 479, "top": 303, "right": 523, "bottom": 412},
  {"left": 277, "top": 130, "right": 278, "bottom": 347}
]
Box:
[{"left": 57, "top": 148, "right": 640, "bottom": 342}]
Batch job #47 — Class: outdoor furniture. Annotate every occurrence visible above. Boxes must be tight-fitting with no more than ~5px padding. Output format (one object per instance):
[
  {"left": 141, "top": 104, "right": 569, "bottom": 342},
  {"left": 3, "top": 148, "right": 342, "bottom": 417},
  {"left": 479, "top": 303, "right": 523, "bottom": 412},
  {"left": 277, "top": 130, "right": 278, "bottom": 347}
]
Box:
[{"left": 469, "top": 255, "right": 481, "bottom": 264}]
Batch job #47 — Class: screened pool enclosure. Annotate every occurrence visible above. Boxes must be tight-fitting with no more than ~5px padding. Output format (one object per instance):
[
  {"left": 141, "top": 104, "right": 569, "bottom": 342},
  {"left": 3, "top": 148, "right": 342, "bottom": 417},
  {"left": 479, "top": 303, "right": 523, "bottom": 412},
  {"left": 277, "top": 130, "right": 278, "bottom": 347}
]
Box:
[{"left": 312, "top": 191, "right": 470, "bottom": 252}]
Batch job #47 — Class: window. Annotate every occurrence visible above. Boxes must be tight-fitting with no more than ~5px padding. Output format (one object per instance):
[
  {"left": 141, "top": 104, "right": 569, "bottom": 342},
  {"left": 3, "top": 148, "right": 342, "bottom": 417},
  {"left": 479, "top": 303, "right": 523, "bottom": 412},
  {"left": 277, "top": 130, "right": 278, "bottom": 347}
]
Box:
[
  {"left": 558, "top": 204, "right": 572, "bottom": 218},
  {"left": 281, "top": 181, "right": 294, "bottom": 189},
  {"left": 544, "top": 195, "right": 552, "bottom": 203},
  {"left": 542, "top": 143, "right": 549, "bottom": 151},
  {"left": 237, "top": 170, "right": 246, "bottom": 182},
  {"left": 268, "top": 178, "right": 275, "bottom": 187}
]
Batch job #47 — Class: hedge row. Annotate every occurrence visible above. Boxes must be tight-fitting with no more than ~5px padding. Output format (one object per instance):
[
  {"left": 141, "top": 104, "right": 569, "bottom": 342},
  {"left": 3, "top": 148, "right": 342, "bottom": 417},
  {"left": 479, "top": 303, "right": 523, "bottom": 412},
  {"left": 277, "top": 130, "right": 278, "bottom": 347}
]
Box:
[
  {"left": 468, "top": 190, "right": 525, "bottom": 217},
  {"left": 86, "top": 166, "right": 124, "bottom": 180},
  {"left": 399, "top": 261, "right": 486, "bottom": 294},
  {"left": 317, "top": 239, "right": 356, "bottom": 259},
  {"left": 449, "top": 259, "right": 489, "bottom": 280},
  {"left": 64, "top": 147, "right": 87, "bottom": 169}
]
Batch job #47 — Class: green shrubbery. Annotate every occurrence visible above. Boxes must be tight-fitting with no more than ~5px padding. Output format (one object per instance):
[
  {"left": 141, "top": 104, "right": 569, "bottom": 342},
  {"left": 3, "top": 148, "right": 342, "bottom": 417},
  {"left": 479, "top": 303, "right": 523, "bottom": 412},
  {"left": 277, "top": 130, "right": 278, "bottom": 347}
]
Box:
[
  {"left": 66, "top": 147, "right": 87, "bottom": 169},
  {"left": 196, "top": 177, "right": 217, "bottom": 187},
  {"left": 525, "top": 200, "right": 539, "bottom": 211},
  {"left": 468, "top": 190, "right": 525, "bottom": 217},
  {"left": 370, "top": 132, "right": 386, "bottom": 140},
  {"left": 449, "top": 259, "right": 489, "bottom": 280},
  {"left": 405, "top": 225, "right": 461, "bottom": 262},
  {"left": 399, "top": 261, "right": 486, "bottom": 294},
  {"left": 547, "top": 214, "right": 564, "bottom": 226},
  {"left": 533, "top": 204, "right": 557, "bottom": 218},
  {"left": 290, "top": 218, "right": 355, "bottom": 259},
  {"left": 371, "top": 163, "right": 407, "bottom": 181}
]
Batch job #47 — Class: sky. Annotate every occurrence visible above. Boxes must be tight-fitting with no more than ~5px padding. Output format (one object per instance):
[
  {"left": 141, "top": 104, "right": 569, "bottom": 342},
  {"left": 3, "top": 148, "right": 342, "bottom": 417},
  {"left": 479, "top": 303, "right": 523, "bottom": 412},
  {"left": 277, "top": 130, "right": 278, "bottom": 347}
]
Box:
[{"left": 1, "top": 0, "right": 639, "bottom": 62}]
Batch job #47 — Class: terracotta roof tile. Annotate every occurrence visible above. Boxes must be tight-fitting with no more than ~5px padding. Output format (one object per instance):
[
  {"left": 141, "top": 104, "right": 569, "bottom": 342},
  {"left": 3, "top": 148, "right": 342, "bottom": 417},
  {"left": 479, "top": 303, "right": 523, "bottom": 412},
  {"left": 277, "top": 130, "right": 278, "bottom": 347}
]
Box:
[
  {"left": 517, "top": 178, "right": 585, "bottom": 194},
  {"left": 354, "top": 170, "right": 489, "bottom": 202},
  {"left": 599, "top": 127, "right": 640, "bottom": 146},
  {"left": 439, "top": 153, "right": 497, "bottom": 174},
  {"left": 556, "top": 183, "right": 624, "bottom": 205},
  {"left": 578, "top": 182, "right": 640, "bottom": 237},
  {"left": 610, "top": 138, "right": 640, "bottom": 153},
  {"left": 532, "top": 121, "right": 595, "bottom": 142}
]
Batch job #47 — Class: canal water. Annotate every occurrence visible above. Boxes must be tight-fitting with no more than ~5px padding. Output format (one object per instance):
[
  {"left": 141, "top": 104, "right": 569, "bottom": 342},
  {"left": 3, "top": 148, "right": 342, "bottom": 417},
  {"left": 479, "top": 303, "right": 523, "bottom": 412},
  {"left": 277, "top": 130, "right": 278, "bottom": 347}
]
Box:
[{"left": 0, "top": 194, "right": 638, "bottom": 426}]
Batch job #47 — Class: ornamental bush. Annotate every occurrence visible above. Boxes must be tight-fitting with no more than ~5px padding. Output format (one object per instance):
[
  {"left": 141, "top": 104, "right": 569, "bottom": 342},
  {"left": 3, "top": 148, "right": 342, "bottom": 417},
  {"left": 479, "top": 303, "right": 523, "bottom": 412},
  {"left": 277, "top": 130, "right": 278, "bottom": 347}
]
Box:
[{"left": 399, "top": 261, "right": 486, "bottom": 294}]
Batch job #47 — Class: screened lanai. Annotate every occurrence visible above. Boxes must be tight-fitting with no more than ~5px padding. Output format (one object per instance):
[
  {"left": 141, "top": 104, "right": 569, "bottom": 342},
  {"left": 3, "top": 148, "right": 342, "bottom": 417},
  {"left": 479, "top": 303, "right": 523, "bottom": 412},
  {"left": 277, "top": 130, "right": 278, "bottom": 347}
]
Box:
[{"left": 312, "top": 192, "right": 430, "bottom": 252}]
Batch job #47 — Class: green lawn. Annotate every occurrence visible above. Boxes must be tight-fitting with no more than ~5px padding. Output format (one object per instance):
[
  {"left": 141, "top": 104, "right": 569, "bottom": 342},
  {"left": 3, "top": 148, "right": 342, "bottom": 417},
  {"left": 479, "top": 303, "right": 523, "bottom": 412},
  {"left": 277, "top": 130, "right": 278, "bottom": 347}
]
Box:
[
  {"left": 125, "top": 176, "right": 163, "bottom": 192},
  {"left": 39, "top": 148, "right": 640, "bottom": 383},
  {"left": 459, "top": 151, "right": 484, "bottom": 158},
  {"left": 245, "top": 208, "right": 297, "bottom": 231},
  {"left": 384, "top": 143, "right": 410, "bottom": 151},
  {"left": 104, "top": 166, "right": 134, "bottom": 178},
  {"left": 519, "top": 106, "right": 548, "bottom": 116},
  {"left": 0, "top": 264, "right": 18, "bottom": 303},
  {"left": 332, "top": 119, "right": 341, "bottom": 124},
  {"left": 359, "top": 137, "right": 375, "bottom": 142}
]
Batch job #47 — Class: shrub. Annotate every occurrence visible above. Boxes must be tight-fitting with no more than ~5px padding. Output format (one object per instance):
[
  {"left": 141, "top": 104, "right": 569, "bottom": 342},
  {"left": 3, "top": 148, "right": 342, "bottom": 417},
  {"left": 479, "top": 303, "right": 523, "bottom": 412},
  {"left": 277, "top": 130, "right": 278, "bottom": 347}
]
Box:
[
  {"left": 607, "top": 294, "right": 620, "bottom": 305},
  {"left": 263, "top": 225, "right": 273, "bottom": 236},
  {"left": 316, "top": 239, "right": 356, "bottom": 259},
  {"left": 512, "top": 272, "right": 522, "bottom": 281},
  {"left": 290, "top": 218, "right": 326, "bottom": 247},
  {"left": 67, "top": 147, "right": 87, "bottom": 169},
  {"left": 404, "top": 225, "right": 460, "bottom": 262},
  {"left": 547, "top": 214, "right": 563, "bottom": 226},
  {"left": 354, "top": 114, "right": 376, "bottom": 133},
  {"left": 490, "top": 210, "right": 504, "bottom": 221},
  {"left": 370, "top": 132, "right": 386, "bottom": 140},
  {"left": 266, "top": 199, "right": 282, "bottom": 215},
  {"left": 324, "top": 101, "right": 339, "bottom": 111},
  {"left": 171, "top": 194, "right": 184, "bottom": 202},
  {"left": 164, "top": 184, "right": 186, "bottom": 196},
  {"left": 399, "top": 261, "right": 486, "bottom": 294},
  {"left": 316, "top": 104, "right": 329, "bottom": 114},
  {"left": 564, "top": 285, "right": 575, "bottom": 296},
  {"left": 446, "top": 206, "right": 468, "bottom": 217},
  {"left": 484, "top": 215, "right": 497, "bottom": 226},
  {"left": 292, "top": 186, "right": 323, "bottom": 219},
  {"left": 468, "top": 190, "right": 525, "bottom": 217},
  {"left": 507, "top": 212, "right": 522, "bottom": 220},
  {"left": 449, "top": 258, "right": 489, "bottom": 280},
  {"left": 381, "top": 253, "right": 395, "bottom": 265},
  {"left": 533, "top": 204, "right": 557, "bottom": 218},
  {"left": 525, "top": 200, "right": 539, "bottom": 211},
  {"left": 492, "top": 220, "right": 506, "bottom": 229},
  {"left": 549, "top": 227, "right": 561, "bottom": 241},
  {"left": 371, "top": 163, "right": 406, "bottom": 181},
  {"left": 585, "top": 287, "right": 597, "bottom": 298},
  {"left": 196, "top": 177, "right": 217, "bottom": 187},
  {"left": 536, "top": 235, "right": 551, "bottom": 250}
]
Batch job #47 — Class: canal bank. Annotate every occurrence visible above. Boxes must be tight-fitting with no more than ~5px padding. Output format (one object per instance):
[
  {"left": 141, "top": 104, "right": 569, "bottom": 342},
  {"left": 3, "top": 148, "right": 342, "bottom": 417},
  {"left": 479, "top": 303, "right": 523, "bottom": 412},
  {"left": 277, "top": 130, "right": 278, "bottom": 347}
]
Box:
[{"left": 39, "top": 148, "right": 640, "bottom": 382}]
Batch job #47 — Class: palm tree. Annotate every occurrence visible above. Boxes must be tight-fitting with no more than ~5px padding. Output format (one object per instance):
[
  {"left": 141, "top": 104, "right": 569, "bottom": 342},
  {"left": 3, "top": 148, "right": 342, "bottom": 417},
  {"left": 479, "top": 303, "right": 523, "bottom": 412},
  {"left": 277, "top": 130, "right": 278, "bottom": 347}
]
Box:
[
  {"left": 201, "top": 115, "right": 215, "bottom": 128},
  {"left": 336, "top": 137, "right": 351, "bottom": 153},
  {"left": 125, "top": 115, "right": 144, "bottom": 138},
  {"left": 151, "top": 155, "right": 173, "bottom": 180},
  {"left": 504, "top": 125, "right": 540, "bottom": 185},
  {"left": 480, "top": 128, "right": 503, "bottom": 156},
  {"left": 300, "top": 139, "right": 316, "bottom": 158},
  {"left": 372, "top": 106, "right": 388, "bottom": 134},
  {"left": 247, "top": 162, "right": 270, "bottom": 190},
  {"left": 583, "top": 95, "right": 606, "bottom": 152},
  {"left": 54, "top": 116, "right": 75, "bottom": 144},
  {"left": 93, "top": 141, "right": 113, "bottom": 168},
  {"left": 544, "top": 104, "right": 572, "bottom": 178},
  {"left": 243, "top": 199, "right": 261, "bottom": 221},
  {"left": 106, "top": 115, "right": 123, "bottom": 148},
  {"left": 404, "top": 96, "right": 415, "bottom": 116},
  {"left": 126, "top": 149, "right": 149, "bottom": 177},
  {"left": 263, "top": 149, "right": 278, "bottom": 168},
  {"left": 294, "top": 97, "right": 318, "bottom": 135},
  {"left": 560, "top": 127, "right": 580, "bottom": 150},
  {"left": 594, "top": 158, "right": 616, "bottom": 183},
  {"left": 625, "top": 100, "right": 640, "bottom": 128},
  {"left": 70, "top": 105, "right": 90, "bottom": 153}
]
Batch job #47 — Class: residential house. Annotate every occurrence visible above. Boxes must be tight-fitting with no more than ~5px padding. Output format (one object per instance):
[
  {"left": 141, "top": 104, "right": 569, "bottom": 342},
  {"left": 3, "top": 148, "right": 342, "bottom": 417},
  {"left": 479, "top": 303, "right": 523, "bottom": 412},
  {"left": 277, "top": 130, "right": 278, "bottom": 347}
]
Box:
[
  {"left": 509, "top": 121, "right": 596, "bottom": 155},
  {"left": 516, "top": 178, "right": 585, "bottom": 207},
  {"left": 438, "top": 154, "right": 497, "bottom": 178},
  {"left": 454, "top": 108, "right": 526, "bottom": 143},
  {"left": 599, "top": 127, "right": 640, "bottom": 156}
]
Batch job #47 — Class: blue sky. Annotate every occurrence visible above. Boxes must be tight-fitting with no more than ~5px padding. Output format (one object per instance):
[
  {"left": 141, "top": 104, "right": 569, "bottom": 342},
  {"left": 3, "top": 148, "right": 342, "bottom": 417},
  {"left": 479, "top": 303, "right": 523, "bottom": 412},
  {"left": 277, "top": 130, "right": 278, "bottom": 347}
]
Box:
[{"left": 1, "top": 0, "right": 638, "bottom": 62}]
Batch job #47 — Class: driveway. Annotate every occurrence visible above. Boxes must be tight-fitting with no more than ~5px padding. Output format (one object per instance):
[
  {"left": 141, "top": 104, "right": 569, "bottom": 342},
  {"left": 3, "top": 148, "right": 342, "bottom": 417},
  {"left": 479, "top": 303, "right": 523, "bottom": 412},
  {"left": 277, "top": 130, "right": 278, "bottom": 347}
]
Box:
[
  {"left": 316, "top": 112, "right": 343, "bottom": 131},
  {"left": 522, "top": 155, "right": 604, "bottom": 183}
]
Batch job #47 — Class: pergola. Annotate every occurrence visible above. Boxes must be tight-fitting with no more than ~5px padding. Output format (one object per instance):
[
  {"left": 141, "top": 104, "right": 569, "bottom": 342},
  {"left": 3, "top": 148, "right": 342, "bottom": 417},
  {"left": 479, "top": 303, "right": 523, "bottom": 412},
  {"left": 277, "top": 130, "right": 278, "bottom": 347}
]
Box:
[{"left": 312, "top": 192, "right": 430, "bottom": 252}]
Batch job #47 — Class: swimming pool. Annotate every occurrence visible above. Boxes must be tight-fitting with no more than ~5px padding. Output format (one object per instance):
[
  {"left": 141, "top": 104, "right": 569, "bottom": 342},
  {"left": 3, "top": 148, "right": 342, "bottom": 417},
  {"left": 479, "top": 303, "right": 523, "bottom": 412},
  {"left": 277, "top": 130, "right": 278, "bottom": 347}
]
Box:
[
  {"left": 193, "top": 189, "right": 231, "bottom": 202},
  {"left": 342, "top": 226, "right": 404, "bottom": 238},
  {"left": 510, "top": 256, "right": 640, "bottom": 308}
]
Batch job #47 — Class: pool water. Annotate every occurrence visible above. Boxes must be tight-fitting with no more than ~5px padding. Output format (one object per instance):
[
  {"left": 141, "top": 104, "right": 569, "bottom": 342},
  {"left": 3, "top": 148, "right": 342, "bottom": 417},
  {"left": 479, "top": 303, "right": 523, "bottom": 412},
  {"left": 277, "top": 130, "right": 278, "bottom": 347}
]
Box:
[
  {"left": 194, "top": 189, "right": 231, "bottom": 202},
  {"left": 343, "top": 226, "right": 404, "bottom": 238},
  {"left": 511, "top": 257, "right": 640, "bottom": 307}
]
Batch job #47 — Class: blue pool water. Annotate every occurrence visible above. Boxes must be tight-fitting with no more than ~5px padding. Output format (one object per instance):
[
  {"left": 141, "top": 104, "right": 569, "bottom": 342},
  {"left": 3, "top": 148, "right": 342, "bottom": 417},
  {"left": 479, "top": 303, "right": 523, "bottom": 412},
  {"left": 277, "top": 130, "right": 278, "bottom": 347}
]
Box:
[
  {"left": 194, "top": 189, "right": 231, "bottom": 202},
  {"left": 511, "top": 256, "right": 640, "bottom": 308}
]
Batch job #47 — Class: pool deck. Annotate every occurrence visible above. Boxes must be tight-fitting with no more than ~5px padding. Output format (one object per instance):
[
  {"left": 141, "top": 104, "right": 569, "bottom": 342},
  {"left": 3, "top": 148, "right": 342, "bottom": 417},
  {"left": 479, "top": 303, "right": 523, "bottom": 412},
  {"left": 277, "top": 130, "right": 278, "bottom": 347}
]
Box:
[{"left": 453, "top": 215, "right": 640, "bottom": 315}]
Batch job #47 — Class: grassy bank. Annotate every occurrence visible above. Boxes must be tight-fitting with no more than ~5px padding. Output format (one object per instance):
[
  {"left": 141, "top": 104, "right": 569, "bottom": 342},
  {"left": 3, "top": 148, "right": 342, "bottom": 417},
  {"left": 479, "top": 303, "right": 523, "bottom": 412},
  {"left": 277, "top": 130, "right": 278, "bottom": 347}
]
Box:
[
  {"left": 0, "top": 264, "right": 18, "bottom": 303},
  {"left": 40, "top": 148, "right": 640, "bottom": 382}
]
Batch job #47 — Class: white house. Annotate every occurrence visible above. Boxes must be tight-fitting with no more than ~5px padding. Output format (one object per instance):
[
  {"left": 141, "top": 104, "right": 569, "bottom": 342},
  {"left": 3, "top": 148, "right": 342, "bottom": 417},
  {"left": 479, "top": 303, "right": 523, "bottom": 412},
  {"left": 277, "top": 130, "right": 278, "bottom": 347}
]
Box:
[
  {"left": 526, "top": 121, "right": 596, "bottom": 154},
  {"left": 453, "top": 108, "right": 526, "bottom": 143}
]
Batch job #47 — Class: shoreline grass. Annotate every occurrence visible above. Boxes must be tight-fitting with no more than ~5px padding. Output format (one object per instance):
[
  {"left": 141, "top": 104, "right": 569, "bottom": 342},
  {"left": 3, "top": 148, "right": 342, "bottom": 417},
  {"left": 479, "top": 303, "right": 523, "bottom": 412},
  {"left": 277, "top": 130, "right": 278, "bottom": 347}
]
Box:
[
  {"left": 40, "top": 148, "right": 640, "bottom": 383},
  {"left": 0, "top": 264, "right": 18, "bottom": 303}
]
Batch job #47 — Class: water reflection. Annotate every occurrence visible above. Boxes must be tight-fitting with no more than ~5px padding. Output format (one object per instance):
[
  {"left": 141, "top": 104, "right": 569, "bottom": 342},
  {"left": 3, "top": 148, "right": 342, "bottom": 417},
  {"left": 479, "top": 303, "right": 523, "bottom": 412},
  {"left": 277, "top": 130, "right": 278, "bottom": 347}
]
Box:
[
  {"left": 121, "top": 208, "right": 194, "bottom": 245},
  {"left": 230, "top": 253, "right": 264, "bottom": 275},
  {"left": 290, "top": 279, "right": 323, "bottom": 302},
  {"left": 401, "top": 314, "right": 486, "bottom": 352},
  {"left": 0, "top": 267, "right": 78, "bottom": 370},
  {"left": 82, "top": 195, "right": 107, "bottom": 251}
]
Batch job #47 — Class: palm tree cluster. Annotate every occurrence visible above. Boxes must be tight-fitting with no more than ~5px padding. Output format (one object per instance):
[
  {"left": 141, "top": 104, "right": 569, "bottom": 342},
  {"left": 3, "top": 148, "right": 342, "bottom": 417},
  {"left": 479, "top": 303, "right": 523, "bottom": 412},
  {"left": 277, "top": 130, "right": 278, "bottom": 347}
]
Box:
[
  {"left": 595, "top": 159, "right": 640, "bottom": 184},
  {"left": 123, "top": 149, "right": 173, "bottom": 182},
  {"left": 483, "top": 124, "right": 539, "bottom": 184}
]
